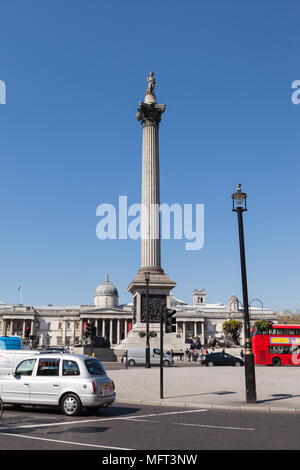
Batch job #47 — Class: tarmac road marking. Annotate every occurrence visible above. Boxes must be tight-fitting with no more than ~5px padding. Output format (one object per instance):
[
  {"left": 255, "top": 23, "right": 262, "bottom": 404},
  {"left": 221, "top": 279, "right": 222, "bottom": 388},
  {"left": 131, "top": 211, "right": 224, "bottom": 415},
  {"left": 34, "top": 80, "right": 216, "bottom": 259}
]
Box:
[
  {"left": 0, "top": 432, "right": 133, "bottom": 450},
  {"left": 124, "top": 409, "right": 208, "bottom": 419},
  {"left": 0, "top": 408, "right": 208, "bottom": 432},
  {"left": 174, "top": 422, "right": 255, "bottom": 431}
]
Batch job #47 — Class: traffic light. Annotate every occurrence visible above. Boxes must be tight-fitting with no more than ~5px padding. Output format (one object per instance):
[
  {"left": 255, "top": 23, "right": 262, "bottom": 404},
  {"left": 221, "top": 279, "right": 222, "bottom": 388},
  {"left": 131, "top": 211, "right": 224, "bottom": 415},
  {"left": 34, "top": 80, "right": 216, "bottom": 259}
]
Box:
[
  {"left": 85, "top": 322, "right": 92, "bottom": 338},
  {"left": 165, "top": 309, "right": 176, "bottom": 333},
  {"left": 91, "top": 325, "right": 97, "bottom": 338},
  {"left": 25, "top": 327, "right": 30, "bottom": 339}
]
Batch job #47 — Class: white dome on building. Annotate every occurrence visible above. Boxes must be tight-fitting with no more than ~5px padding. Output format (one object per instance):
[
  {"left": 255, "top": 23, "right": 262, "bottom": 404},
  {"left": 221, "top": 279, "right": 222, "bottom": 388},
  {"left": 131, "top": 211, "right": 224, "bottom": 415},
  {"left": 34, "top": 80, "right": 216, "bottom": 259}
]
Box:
[{"left": 94, "top": 274, "right": 119, "bottom": 308}]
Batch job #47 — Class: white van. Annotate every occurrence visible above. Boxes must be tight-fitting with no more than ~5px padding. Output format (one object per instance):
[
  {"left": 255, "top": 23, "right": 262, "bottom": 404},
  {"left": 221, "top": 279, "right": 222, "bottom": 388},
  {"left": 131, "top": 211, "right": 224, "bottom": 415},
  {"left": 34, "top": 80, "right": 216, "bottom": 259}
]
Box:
[
  {"left": 125, "top": 347, "right": 173, "bottom": 367},
  {"left": 0, "top": 350, "right": 41, "bottom": 376}
]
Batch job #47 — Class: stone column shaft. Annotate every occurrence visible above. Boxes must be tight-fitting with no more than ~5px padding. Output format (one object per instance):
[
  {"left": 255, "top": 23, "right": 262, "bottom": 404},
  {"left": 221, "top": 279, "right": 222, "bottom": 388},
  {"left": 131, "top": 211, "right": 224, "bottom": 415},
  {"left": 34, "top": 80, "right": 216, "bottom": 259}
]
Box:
[
  {"left": 201, "top": 322, "right": 205, "bottom": 344},
  {"left": 117, "top": 320, "right": 120, "bottom": 344},
  {"left": 109, "top": 319, "right": 113, "bottom": 344},
  {"left": 141, "top": 123, "right": 161, "bottom": 269}
]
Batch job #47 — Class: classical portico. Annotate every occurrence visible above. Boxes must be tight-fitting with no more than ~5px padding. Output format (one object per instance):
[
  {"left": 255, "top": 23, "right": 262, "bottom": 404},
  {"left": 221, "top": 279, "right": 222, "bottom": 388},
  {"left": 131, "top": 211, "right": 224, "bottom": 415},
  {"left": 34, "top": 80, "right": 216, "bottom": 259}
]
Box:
[
  {"left": 80, "top": 308, "right": 132, "bottom": 345},
  {"left": 0, "top": 306, "right": 35, "bottom": 338}
]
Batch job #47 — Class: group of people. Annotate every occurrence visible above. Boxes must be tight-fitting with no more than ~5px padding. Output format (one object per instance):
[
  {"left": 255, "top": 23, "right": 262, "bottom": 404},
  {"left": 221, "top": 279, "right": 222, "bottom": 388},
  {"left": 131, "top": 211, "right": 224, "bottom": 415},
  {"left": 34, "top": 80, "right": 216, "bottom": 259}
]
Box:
[
  {"left": 166, "top": 346, "right": 245, "bottom": 363},
  {"left": 184, "top": 346, "right": 216, "bottom": 362},
  {"left": 183, "top": 348, "right": 202, "bottom": 362},
  {"left": 166, "top": 347, "right": 210, "bottom": 363}
]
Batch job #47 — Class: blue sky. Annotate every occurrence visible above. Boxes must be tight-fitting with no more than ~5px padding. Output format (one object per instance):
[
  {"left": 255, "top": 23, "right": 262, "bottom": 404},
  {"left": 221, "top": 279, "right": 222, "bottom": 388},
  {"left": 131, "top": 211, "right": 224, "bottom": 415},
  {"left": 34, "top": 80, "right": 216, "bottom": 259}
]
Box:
[{"left": 0, "top": 0, "right": 299, "bottom": 311}]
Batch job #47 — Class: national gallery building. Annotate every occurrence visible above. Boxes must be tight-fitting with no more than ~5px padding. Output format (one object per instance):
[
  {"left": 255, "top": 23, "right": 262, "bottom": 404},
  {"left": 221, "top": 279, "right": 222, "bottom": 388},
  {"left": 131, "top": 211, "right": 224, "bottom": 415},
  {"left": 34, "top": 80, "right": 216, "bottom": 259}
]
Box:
[{"left": 0, "top": 275, "right": 277, "bottom": 350}]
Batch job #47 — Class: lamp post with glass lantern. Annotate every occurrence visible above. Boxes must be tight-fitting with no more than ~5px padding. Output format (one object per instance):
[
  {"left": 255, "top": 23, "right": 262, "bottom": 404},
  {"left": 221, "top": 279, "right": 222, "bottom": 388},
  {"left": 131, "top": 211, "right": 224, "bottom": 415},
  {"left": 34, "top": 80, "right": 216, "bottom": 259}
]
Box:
[{"left": 232, "top": 184, "right": 257, "bottom": 403}]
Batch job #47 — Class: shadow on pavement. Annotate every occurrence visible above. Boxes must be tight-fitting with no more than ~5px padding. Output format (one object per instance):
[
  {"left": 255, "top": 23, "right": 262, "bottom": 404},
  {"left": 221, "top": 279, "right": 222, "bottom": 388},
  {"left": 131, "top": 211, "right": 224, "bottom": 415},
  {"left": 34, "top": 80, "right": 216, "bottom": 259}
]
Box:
[
  {"left": 47, "top": 426, "right": 110, "bottom": 436},
  {"left": 257, "top": 393, "right": 300, "bottom": 404}
]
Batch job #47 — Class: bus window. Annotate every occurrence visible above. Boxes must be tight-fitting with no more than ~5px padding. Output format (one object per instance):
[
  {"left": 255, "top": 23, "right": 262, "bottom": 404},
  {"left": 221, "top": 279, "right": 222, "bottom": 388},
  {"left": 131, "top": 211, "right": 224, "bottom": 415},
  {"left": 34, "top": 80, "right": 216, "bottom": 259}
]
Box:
[
  {"left": 286, "top": 329, "right": 296, "bottom": 335},
  {"left": 269, "top": 345, "right": 293, "bottom": 355}
]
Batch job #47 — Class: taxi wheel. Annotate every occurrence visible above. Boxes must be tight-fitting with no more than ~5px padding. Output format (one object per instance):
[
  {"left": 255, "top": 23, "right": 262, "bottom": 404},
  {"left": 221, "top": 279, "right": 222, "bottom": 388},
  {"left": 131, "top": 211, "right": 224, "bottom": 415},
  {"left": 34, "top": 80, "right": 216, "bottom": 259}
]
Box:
[{"left": 60, "top": 393, "right": 82, "bottom": 416}]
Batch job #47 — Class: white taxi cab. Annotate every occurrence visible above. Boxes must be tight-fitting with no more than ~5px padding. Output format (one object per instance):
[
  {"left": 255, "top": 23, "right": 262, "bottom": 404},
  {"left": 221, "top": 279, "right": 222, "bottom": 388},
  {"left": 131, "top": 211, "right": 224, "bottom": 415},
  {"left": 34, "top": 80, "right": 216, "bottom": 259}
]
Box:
[{"left": 0, "top": 353, "right": 116, "bottom": 416}]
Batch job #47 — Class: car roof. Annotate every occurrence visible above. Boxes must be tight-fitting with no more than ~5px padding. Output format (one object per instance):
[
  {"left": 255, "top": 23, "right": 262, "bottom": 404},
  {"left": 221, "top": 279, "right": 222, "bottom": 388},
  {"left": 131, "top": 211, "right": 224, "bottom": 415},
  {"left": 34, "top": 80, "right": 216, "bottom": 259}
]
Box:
[{"left": 29, "top": 353, "right": 97, "bottom": 361}]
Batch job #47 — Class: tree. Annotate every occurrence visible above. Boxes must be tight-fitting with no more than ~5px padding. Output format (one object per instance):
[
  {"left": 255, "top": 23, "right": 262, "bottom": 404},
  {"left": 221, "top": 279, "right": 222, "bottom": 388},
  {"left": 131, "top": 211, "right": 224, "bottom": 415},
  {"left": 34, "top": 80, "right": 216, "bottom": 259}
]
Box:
[
  {"left": 222, "top": 319, "right": 242, "bottom": 344},
  {"left": 277, "top": 310, "right": 300, "bottom": 324},
  {"left": 253, "top": 319, "right": 273, "bottom": 333}
]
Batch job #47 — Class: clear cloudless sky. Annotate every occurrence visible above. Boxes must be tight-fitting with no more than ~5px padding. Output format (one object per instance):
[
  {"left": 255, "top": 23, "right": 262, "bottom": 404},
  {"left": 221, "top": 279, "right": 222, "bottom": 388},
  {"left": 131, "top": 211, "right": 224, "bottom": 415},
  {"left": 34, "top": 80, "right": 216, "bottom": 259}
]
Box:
[{"left": 0, "top": 0, "right": 299, "bottom": 312}]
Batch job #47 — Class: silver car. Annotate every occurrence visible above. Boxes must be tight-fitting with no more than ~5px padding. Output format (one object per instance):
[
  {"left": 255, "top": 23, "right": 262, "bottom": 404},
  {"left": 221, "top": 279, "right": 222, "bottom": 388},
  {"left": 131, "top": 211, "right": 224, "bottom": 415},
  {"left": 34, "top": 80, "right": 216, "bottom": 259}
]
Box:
[{"left": 0, "top": 353, "right": 116, "bottom": 416}]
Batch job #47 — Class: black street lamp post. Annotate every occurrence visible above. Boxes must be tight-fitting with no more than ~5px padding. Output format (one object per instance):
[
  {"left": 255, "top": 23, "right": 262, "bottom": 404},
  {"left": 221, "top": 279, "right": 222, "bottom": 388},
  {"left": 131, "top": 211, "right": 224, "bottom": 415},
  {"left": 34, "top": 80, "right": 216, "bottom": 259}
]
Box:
[
  {"left": 160, "top": 305, "right": 164, "bottom": 399},
  {"left": 232, "top": 184, "right": 257, "bottom": 403},
  {"left": 145, "top": 270, "right": 151, "bottom": 368}
]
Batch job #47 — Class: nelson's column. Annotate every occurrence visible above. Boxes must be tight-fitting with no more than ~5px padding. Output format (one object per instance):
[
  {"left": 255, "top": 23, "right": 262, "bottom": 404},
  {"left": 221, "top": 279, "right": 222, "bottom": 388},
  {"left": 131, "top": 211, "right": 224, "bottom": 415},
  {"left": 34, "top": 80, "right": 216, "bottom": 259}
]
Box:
[{"left": 128, "top": 72, "right": 176, "bottom": 343}]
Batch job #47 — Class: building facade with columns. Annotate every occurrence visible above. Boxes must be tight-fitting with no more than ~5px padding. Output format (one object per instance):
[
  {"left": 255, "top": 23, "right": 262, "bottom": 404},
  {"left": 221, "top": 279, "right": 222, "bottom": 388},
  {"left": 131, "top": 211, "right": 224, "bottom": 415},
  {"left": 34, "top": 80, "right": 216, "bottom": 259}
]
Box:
[
  {"left": 170, "top": 291, "right": 277, "bottom": 346},
  {"left": 0, "top": 280, "right": 277, "bottom": 350},
  {"left": 0, "top": 276, "right": 133, "bottom": 348}
]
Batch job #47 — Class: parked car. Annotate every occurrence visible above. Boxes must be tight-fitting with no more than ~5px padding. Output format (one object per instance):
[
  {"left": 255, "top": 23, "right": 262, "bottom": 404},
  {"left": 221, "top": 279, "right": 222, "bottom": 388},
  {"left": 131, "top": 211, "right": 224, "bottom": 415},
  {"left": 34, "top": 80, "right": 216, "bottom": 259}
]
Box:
[
  {"left": 202, "top": 351, "right": 244, "bottom": 367},
  {"left": 0, "top": 353, "right": 116, "bottom": 416},
  {"left": 41, "top": 347, "right": 69, "bottom": 353}
]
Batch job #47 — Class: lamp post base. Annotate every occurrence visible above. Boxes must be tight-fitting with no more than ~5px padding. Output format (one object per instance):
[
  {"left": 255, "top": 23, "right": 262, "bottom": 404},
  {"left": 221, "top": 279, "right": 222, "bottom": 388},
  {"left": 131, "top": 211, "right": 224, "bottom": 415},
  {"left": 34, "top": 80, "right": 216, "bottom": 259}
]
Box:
[
  {"left": 244, "top": 352, "right": 257, "bottom": 403},
  {"left": 145, "top": 346, "right": 151, "bottom": 368}
]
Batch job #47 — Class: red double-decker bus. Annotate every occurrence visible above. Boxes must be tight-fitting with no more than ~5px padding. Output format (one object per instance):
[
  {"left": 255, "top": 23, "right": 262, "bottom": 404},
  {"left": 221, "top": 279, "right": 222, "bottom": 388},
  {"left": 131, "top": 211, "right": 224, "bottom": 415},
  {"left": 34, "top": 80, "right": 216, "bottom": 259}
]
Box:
[{"left": 251, "top": 324, "right": 300, "bottom": 366}]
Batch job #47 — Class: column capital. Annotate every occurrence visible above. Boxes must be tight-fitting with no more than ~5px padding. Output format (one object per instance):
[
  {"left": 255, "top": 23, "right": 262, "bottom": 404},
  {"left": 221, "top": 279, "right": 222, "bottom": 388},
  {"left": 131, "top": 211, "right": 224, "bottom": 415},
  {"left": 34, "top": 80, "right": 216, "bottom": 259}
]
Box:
[{"left": 136, "top": 102, "right": 166, "bottom": 126}]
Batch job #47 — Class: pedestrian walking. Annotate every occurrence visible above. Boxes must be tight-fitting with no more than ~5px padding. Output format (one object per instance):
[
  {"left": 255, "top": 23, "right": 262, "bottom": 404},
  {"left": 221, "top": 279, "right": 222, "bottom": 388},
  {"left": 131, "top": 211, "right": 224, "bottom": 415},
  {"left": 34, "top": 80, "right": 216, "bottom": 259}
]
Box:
[
  {"left": 179, "top": 349, "right": 183, "bottom": 362},
  {"left": 185, "top": 349, "right": 189, "bottom": 362}
]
